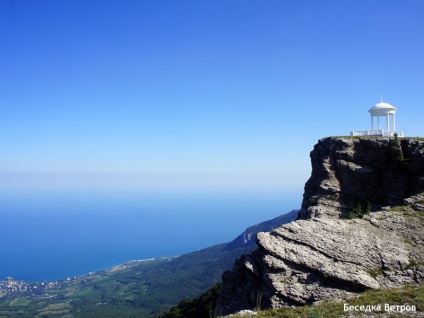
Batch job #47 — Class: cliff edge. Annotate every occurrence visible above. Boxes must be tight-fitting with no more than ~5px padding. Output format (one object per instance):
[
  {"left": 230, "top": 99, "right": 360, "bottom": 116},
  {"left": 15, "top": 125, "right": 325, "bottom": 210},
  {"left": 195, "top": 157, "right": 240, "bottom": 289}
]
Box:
[
  {"left": 300, "top": 136, "right": 424, "bottom": 219},
  {"left": 217, "top": 137, "right": 424, "bottom": 316}
]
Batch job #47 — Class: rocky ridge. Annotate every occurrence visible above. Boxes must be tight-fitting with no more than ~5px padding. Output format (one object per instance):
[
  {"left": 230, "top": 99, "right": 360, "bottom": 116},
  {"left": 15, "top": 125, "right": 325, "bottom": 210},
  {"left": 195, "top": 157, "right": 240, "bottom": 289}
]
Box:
[
  {"left": 223, "top": 210, "right": 298, "bottom": 251},
  {"left": 217, "top": 137, "right": 424, "bottom": 316}
]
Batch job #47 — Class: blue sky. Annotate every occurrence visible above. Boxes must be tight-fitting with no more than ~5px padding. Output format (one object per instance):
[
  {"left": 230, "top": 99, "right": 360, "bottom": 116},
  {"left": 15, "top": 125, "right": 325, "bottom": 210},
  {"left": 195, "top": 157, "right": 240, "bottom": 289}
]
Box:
[{"left": 1, "top": 0, "right": 423, "bottom": 192}]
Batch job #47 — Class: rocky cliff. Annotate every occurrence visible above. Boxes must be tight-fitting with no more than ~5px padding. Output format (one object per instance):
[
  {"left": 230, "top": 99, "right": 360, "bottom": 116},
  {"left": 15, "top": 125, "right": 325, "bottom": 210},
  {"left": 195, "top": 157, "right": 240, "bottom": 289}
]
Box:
[
  {"left": 217, "top": 137, "right": 424, "bottom": 316},
  {"left": 300, "top": 137, "right": 424, "bottom": 219}
]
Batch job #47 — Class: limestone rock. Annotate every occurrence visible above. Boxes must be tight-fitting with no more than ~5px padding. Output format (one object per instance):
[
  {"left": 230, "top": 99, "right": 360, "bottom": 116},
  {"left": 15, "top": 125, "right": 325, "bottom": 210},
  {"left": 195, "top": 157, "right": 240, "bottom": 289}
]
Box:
[
  {"left": 217, "top": 137, "right": 424, "bottom": 316},
  {"left": 299, "top": 137, "right": 424, "bottom": 219},
  {"left": 217, "top": 210, "right": 424, "bottom": 316}
]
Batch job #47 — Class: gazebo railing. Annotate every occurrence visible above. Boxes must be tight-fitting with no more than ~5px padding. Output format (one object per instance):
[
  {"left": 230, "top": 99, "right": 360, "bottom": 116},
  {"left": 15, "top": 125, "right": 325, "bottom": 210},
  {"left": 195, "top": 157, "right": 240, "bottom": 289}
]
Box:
[
  {"left": 350, "top": 129, "right": 383, "bottom": 136},
  {"left": 350, "top": 130, "right": 404, "bottom": 137}
]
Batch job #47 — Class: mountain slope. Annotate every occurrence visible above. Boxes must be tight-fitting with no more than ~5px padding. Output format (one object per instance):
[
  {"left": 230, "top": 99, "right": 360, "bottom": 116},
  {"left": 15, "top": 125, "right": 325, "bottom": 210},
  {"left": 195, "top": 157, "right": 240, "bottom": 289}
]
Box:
[
  {"left": 0, "top": 211, "right": 297, "bottom": 317},
  {"left": 223, "top": 210, "right": 298, "bottom": 251}
]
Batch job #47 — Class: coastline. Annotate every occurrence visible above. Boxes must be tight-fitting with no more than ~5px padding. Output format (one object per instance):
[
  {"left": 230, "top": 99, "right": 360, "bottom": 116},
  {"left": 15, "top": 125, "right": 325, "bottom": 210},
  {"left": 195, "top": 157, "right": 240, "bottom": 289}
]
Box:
[{"left": 0, "top": 257, "right": 176, "bottom": 299}]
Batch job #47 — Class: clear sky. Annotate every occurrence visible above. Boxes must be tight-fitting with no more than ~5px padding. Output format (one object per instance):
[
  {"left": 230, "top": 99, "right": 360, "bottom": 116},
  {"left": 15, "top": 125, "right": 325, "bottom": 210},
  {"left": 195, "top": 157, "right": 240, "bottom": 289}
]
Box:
[{"left": 1, "top": 0, "right": 423, "bottom": 192}]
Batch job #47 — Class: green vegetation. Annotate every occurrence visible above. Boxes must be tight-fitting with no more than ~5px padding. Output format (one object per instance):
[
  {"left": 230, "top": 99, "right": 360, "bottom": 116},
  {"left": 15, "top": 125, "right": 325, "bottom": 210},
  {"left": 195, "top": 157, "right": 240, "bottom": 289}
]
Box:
[
  {"left": 254, "top": 290, "right": 264, "bottom": 312},
  {"left": 36, "top": 302, "right": 72, "bottom": 317},
  {"left": 365, "top": 269, "right": 386, "bottom": 278},
  {"left": 155, "top": 283, "right": 221, "bottom": 318},
  {"left": 389, "top": 133, "right": 413, "bottom": 171},
  {"left": 346, "top": 202, "right": 371, "bottom": 219},
  {"left": 405, "top": 259, "right": 424, "bottom": 269},
  {"left": 0, "top": 244, "right": 255, "bottom": 318},
  {"left": 9, "top": 298, "right": 30, "bottom": 307},
  {"left": 225, "top": 284, "right": 424, "bottom": 318},
  {"left": 154, "top": 283, "right": 424, "bottom": 318},
  {"left": 389, "top": 204, "right": 424, "bottom": 222},
  {"left": 0, "top": 212, "right": 294, "bottom": 317},
  {"left": 390, "top": 133, "right": 404, "bottom": 161}
]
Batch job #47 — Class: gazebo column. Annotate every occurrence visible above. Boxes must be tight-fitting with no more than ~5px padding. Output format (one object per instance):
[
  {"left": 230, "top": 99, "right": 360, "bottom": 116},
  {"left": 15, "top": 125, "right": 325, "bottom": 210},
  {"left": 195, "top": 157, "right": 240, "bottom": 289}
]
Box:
[
  {"left": 367, "top": 100, "right": 397, "bottom": 136},
  {"left": 393, "top": 113, "right": 396, "bottom": 132}
]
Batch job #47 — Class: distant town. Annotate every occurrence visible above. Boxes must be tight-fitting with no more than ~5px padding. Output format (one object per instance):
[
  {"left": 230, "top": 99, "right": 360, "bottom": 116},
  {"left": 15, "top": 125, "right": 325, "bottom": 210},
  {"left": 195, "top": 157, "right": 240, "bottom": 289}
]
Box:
[{"left": 0, "top": 259, "right": 152, "bottom": 300}]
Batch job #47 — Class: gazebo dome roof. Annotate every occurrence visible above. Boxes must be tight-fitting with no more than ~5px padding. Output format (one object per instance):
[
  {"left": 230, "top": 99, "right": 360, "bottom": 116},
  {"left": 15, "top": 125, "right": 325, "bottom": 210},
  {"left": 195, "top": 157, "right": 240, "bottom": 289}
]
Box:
[{"left": 369, "top": 102, "right": 397, "bottom": 115}]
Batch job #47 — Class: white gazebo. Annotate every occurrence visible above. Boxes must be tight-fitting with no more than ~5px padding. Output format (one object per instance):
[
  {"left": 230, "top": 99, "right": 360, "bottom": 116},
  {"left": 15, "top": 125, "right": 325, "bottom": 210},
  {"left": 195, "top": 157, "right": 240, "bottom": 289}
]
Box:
[
  {"left": 369, "top": 98, "right": 397, "bottom": 133},
  {"left": 350, "top": 97, "right": 403, "bottom": 137}
]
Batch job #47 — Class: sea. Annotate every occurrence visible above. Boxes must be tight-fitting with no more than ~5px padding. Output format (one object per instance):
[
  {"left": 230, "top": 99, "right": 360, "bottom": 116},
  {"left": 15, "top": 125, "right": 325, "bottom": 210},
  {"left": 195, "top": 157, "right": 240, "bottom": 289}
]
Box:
[{"left": 0, "top": 189, "right": 302, "bottom": 282}]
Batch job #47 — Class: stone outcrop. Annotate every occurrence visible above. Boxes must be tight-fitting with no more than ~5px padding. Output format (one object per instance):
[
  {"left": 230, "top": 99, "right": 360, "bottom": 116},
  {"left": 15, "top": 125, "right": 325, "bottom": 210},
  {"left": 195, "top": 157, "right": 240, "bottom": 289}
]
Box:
[
  {"left": 299, "top": 137, "right": 424, "bottom": 219},
  {"left": 217, "top": 137, "right": 424, "bottom": 316}
]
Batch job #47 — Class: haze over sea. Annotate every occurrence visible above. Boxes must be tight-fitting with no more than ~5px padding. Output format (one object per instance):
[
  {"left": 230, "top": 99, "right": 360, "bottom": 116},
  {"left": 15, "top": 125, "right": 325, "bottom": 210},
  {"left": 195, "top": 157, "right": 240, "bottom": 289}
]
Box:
[{"left": 0, "top": 189, "right": 301, "bottom": 282}]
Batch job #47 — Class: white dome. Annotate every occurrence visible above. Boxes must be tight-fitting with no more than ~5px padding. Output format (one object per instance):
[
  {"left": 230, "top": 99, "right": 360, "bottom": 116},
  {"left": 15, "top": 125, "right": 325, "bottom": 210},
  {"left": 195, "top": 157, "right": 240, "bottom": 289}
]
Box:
[{"left": 369, "top": 102, "right": 397, "bottom": 116}]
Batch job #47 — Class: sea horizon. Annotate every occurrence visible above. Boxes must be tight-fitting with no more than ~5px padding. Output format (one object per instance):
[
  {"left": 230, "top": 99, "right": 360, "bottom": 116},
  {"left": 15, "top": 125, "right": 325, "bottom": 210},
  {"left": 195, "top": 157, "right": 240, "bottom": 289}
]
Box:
[{"left": 1, "top": 188, "right": 302, "bottom": 282}]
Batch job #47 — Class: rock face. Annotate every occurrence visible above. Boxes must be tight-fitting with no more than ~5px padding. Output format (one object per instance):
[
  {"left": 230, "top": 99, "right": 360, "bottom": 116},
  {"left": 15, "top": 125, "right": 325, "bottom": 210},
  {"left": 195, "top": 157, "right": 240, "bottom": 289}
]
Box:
[
  {"left": 217, "top": 137, "right": 424, "bottom": 316},
  {"left": 299, "top": 137, "right": 424, "bottom": 219}
]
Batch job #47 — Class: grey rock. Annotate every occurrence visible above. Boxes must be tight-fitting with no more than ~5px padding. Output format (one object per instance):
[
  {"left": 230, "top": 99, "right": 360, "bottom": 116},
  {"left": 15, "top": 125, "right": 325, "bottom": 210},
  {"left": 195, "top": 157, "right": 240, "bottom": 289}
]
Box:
[
  {"left": 299, "top": 137, "right": 424, "bottom": 219},
  {"left": 217, "top": 214, "right": 424, "bottom": 316},
  {"left": 415, "top": 203, "right": 424, "bottom": 211},
  {"left": 217, "top": 137, "right": 424, "bottom": 316}
]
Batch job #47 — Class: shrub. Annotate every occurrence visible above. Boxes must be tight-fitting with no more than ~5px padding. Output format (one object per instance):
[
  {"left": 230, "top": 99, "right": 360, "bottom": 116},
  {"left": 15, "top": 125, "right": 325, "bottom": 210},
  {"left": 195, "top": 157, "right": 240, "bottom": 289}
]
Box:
[{"left": 346, "top": 202, "right": 371, "bottom": 219}]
